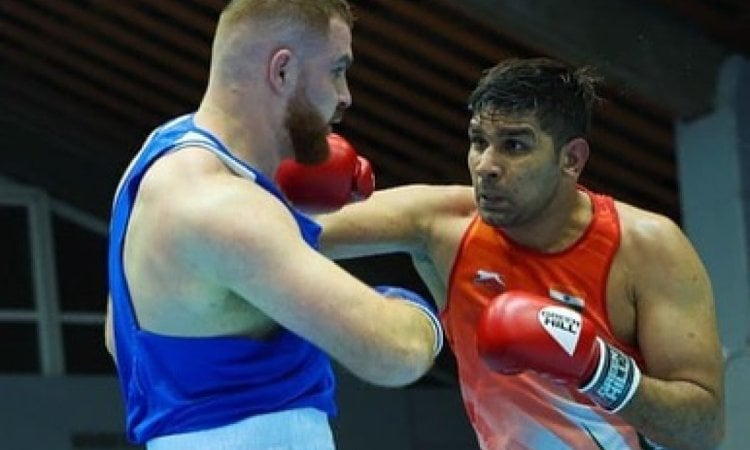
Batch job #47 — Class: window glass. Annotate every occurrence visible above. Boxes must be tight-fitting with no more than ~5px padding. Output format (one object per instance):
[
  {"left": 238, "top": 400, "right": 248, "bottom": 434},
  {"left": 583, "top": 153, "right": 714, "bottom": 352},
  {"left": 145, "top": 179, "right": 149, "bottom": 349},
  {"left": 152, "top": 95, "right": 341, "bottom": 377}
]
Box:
[
  {"left": 53, "top": 214, "right": 107, "bottom": 313},
  {"left": 0, "top": 206, "right": 34, "bottom": 309},
  {"left": 0, "top": 323, "right": 39, "bottom": 372}
]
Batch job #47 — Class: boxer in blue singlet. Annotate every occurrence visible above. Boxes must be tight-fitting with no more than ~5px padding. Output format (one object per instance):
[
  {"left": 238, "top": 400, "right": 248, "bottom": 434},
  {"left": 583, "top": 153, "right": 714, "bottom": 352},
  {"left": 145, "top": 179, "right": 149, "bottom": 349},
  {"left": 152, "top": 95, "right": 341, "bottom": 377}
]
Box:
[{"left": 104, "top": 2, "right": 443, "bottom": 449}]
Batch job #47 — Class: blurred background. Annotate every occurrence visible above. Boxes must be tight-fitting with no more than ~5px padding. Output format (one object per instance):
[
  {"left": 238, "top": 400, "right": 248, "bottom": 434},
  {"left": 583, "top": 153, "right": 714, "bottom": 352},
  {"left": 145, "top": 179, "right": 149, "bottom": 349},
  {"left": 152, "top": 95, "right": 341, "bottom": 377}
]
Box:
[{"left": 0, "top": 0, "right": 748, "bottom": 449}]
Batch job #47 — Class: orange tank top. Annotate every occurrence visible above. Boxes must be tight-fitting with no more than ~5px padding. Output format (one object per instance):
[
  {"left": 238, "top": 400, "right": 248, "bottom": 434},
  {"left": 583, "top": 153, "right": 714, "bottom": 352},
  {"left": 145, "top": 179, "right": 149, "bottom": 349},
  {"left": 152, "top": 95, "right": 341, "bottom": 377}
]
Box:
[{"left": 443, "top": 190, "right": 647, "bottom": 450}]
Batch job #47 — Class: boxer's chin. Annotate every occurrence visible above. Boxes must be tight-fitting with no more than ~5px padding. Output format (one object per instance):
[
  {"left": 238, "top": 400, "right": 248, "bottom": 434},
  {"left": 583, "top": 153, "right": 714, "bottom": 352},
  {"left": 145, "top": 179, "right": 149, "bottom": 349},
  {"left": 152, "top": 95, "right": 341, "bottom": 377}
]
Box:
[
  {"left": 290, "top": 127, "right": 329, "bottom": 165},
  {"left": 284, "top": 95, "right": 329, "bottom": 164}
]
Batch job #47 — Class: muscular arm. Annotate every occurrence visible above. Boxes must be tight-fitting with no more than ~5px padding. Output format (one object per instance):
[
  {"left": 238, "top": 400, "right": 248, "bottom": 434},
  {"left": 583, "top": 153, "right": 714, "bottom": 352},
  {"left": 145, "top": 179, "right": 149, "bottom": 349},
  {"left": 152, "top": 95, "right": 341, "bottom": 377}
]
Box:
[
  {"left": 318, "top": 184, "right": 474, "bottom": 311},
  {"left": 172, "top": 175, "right": 439, "bottom": 387},
  {"left": 318, "top": 184, "right": 474, "bottom": 259},
  {"left": 619, "top": 213, "right": 724, "bottom": 449}
]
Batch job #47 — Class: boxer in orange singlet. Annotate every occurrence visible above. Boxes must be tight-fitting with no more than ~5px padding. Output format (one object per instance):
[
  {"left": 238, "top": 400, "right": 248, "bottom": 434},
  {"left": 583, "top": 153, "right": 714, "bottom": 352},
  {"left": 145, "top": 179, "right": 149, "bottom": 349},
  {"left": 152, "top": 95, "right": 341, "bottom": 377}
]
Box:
[{"left": 318, "top": 57, "right": 724, "bottom": 450}]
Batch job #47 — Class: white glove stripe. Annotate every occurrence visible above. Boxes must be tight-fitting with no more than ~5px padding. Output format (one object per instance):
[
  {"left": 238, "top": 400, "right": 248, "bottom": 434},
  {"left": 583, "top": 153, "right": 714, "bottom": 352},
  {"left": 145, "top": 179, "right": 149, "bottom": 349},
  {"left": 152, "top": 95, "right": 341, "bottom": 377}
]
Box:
[
  {"left": 580, "top": 337, "right": 641, "bottom": 413},
  {"left": 404, "top": 302, "right": 444, "bottom": 357}
]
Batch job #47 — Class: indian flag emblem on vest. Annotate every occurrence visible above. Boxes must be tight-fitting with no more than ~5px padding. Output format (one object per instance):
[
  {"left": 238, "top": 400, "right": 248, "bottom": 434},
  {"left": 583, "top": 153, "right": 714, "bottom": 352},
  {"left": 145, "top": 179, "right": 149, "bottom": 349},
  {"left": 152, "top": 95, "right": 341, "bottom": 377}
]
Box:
[{"left": 548, "top": 287, "right": 585, "bottom": 311}]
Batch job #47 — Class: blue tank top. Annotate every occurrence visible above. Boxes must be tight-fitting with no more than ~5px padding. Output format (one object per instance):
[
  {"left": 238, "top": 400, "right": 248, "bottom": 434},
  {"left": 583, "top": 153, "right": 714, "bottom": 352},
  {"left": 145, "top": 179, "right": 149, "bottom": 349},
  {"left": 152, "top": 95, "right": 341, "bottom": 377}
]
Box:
[{"left": 108, "top": 114, "right": 336, "bottom": 444}]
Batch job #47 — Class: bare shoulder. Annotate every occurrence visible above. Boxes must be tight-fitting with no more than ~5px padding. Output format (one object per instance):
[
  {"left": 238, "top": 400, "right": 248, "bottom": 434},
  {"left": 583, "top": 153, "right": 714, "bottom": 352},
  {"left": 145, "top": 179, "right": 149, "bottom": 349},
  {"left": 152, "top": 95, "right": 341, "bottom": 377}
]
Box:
[
  {"left": 121, "top": 147, "right": 307, "bottom": 334},
  {"left": 613, "top": 200, "right": 709, "bottom": 295},
  {"left": 614, "top": 200, "right": 689, "bottom": 258},
  {"left": 137, "top": 147, "right": 301, "bottom": 269}
]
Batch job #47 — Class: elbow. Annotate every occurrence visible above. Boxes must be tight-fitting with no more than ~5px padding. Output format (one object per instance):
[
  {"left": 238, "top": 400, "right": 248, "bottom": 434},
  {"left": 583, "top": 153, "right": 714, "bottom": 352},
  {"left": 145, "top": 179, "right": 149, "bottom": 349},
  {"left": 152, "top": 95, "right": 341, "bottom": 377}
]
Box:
[
  {"left": 705, "top": 411, "right": 725, "bottom": 449},
  {"left": 684, "top": 432, "right": 723, "bottom": 450},
  {"left": 386, "top": 339, "right": 436, "bottom": 387},
  {"left": 703, "top": 393, "right": 726, "bottom": 449},
  {"left": 355, "top": 339, "right": 437, "bottom": 388},
  {"left": 343, "top": 305, "right": 442, "bottom": 387},
  {"left": 660, "top": 427, "right": 723, "bottom": 450},
  {"left": 676, "top": 403, "right": 725, "bottom": 450},
  {"left": 381, "top": 304, "right": 443, "bottom": 386}
]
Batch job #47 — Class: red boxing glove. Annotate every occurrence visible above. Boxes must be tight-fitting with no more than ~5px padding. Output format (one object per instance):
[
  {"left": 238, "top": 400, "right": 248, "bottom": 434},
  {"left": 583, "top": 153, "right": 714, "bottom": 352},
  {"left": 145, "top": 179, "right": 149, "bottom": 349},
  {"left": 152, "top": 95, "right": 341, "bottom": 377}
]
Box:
[
  {"left": 476, "top": 290, "right": 641, "bottom": 413},
  {"left": 275, "top": 133, "right": 375, "bottom": 213}
]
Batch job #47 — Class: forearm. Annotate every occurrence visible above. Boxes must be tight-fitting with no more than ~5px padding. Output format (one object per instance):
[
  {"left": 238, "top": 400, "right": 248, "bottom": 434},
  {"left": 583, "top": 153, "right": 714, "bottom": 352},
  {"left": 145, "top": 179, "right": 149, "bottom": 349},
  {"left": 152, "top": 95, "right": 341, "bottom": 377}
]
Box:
[
  {"left": 316, "top": 186, "right": 432, "bottom": 259},
  {"left": 329, "top": 300, "right": 438, "bottom": 387},
  {"left": 619, "top": 375, "right": 724, "bottom": 449}
]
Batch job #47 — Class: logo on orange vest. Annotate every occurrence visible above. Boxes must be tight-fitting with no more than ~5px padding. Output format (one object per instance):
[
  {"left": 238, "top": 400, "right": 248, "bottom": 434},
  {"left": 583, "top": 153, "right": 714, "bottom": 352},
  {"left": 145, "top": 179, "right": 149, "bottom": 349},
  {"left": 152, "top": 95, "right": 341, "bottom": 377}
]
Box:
[{"left": 473, "top": 269, "right": 506, "bottom": 294}]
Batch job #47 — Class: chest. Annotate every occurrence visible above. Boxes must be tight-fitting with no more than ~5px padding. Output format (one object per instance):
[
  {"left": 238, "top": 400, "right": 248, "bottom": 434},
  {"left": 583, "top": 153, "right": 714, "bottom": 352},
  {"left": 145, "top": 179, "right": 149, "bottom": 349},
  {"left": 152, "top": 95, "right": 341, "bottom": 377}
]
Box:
[{"left": 445, "top": 219, "right": 637, "bottom": 348}]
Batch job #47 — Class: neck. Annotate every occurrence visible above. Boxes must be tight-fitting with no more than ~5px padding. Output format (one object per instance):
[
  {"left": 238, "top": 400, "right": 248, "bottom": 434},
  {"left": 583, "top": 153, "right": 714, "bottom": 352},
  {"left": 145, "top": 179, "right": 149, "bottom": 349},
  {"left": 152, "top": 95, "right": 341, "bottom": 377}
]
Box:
[
  {"left": 502, "top": 187, "right": 592, "bottom": 253},
  {"left": 194, "top": 91, "right": 285, "bottom": 179}
]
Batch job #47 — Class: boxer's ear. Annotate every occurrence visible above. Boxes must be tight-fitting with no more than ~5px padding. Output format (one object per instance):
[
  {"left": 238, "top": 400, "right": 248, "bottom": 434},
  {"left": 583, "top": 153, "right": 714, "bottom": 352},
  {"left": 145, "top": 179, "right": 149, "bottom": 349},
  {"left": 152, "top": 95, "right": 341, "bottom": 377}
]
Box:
[
  {"left": 268, "top": 48, "right": 295, "bottom": 94},
  {"left": 560, "top": 137, "right": 589, "bottom": 178}
]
